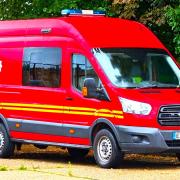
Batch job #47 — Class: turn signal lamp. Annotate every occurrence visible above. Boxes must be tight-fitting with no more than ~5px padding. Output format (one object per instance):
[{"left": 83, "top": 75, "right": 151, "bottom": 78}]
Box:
[{"left": 82, "top": 87, "right": 88, "bottom": 97}]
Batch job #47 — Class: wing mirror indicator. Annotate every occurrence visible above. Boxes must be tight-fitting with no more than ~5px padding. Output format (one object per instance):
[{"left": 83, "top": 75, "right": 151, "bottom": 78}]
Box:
[{"left": 82, "top": 87, "right": 88, "bottom": 97}]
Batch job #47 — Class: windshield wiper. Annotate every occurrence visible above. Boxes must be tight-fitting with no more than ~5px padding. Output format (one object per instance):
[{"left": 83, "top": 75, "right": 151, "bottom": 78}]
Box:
[{"left": 137, "top": 81, "right": 179, "bottom": 89}]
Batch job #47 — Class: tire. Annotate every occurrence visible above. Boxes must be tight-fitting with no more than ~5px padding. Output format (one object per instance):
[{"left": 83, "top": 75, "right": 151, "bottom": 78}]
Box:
[
  {"left": 67, "top": 148, "right": 89, "bottom": 158},
  {"left": 93, "top": 129, "right": 123, "bottom": 168},
  {"left": 0, "top": 124, "right": 15, "bottom": 158}
]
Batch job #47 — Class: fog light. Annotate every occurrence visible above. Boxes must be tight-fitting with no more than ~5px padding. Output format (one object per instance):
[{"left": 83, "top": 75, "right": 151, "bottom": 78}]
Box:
[{"left": 132, "top": 135, "right": 142, "bottom": 143}]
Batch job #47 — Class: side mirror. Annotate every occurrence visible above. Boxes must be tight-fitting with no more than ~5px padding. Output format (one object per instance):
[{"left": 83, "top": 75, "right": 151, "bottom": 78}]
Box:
[
  {"left": 82, "top": 78, "right": 97, "bottom": 98},
  {"left": 82, "top": 78, "right": 109, "bottom": 101}
]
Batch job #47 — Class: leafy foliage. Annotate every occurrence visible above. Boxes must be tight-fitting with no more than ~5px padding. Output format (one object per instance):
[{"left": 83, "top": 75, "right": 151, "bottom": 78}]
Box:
[
  {"left": 166, "top": 6, "right": 180, "bottom": 57},
  {"left": 113, "top": 0, "right": 180, "bottom": 59},
  {"left": 0, "top": 0, "right": 179, "bottom": 59}
]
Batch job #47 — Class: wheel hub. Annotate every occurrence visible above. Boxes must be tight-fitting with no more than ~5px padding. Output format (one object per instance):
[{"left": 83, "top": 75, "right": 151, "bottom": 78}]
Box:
[
  {"left": 0, "top": 132, "right": 5, "bottom": 151},
  {"left": 97, "top": 136, "right": 112, "bottom": 162}
]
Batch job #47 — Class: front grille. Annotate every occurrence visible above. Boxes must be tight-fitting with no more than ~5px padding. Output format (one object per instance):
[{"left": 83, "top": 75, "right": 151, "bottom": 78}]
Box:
[
  {"left": 158, "top": 105, "right": 180, "bottom": 126},
  {"left": 166, "top": 140, "right": 180, "bottom": 147}
]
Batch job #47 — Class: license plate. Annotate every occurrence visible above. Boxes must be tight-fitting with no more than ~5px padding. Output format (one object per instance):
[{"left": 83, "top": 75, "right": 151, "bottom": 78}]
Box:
[{"left": 173, "top": 132, "right": 180, "bottom": 140}]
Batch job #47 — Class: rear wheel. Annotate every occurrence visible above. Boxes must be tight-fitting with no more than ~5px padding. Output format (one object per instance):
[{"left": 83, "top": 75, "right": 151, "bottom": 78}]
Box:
[
  {"left": 67, "top": 148, "right": 89, "bottom": 158},
  {"left": 93, "top": 129, "right": 123, "bottom": 168},
  {"left": 0, "top": 124, "right": 15, "bottom": 158}
]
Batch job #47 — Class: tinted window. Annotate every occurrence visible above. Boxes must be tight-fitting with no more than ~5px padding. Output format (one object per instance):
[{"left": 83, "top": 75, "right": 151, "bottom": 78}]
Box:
[
  {"left": 72, "top": 54, "right": 99, "bottom": 91},
  {"left": 23, "top": 48, "right": 61, "bottom": 88}
]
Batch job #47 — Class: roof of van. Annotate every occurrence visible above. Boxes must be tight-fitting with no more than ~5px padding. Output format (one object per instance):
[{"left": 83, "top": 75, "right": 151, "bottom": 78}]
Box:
[
  {"left": 0, "top": 16, "right": 164, "bottom": 49},
  {"left": 62, "top": 16, "right": 164, "bottom": 49}
]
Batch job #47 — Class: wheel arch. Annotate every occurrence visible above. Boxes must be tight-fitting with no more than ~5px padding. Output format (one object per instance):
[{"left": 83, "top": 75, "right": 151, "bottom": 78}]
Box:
[
  {"left": 89, "top": 118, "right": 121, "bottom": 147},
  {"left": 0, "top": 114, "right": 10, "bottom": 136}
]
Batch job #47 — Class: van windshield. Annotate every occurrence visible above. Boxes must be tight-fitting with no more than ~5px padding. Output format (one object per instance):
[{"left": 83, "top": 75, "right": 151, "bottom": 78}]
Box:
[{"left": 93, "top": 48, "right": 180, "bottom": 88}]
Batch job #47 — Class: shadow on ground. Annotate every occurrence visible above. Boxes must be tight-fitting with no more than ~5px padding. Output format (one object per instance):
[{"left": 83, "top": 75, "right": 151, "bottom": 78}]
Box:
[{"left": 12, "top": 145, "right": 180, "bottom": 170}]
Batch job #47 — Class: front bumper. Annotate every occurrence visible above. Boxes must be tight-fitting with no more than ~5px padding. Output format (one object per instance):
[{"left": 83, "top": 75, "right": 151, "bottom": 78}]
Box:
[{"left": 116, "top": 126, "right": 180, "bottom": 153}]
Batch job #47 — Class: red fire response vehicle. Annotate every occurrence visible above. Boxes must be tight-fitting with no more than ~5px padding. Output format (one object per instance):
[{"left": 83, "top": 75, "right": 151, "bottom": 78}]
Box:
[{"left": 0, "top": 9, "right": 179, "bottom": 168}]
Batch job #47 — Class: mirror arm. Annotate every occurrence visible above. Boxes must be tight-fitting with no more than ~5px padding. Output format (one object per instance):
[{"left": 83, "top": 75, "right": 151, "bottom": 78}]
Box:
[{"left": 96, "top": 88, "right": 109, "bottom": 101}]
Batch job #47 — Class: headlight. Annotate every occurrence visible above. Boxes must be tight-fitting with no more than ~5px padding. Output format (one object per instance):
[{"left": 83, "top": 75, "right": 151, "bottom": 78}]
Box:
[{"left": 119, "top": 97, "right": 152, "bottom": 115}]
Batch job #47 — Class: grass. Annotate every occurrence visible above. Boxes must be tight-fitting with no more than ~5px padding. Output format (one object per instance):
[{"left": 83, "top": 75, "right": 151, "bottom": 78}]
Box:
[
  {"left": 32, "top": 165, "right": 40, "bottom": 170},
  {"left": 18, "top": 165, "right": 28, "bottom": 171},
  {"left": 0, "top": 166, "right": 8, "bottom": 171},
  {"left": 68, "top": 161, "right": 73, "bottom": 177},
  {"left": 0, "top": 163, "right": 95, "bottom": 180}
]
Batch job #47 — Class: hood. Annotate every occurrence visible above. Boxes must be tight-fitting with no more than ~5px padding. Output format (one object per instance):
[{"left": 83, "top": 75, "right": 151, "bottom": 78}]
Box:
[{"left": 117, "top": 88, "right": 180, "bottom": 106}]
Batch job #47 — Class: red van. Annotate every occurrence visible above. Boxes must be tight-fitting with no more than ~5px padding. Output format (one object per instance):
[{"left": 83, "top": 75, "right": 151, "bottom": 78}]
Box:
[{"left": 0, "top": 9, "right": 179, "bottom": 168}]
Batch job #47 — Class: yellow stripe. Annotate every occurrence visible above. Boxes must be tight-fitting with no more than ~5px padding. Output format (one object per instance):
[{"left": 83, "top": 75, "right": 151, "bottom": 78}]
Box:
[
  {"left": 95, "top": 113, "right": 123, "bottom": 119},
  {"left": 95, "top": 113, "right": 114, "bottom": 118},
  {"left": 68, "top": 106, "right": 96, "bottom": 112},
  {"left": 112, "top": 110, "right": 123, "bottom": 114},
  {"left": 64, "top": 110, "right": 95, "bottom": 116},
  {"left": 3, "top": 107, "right": 64, "bottom": 114},
  {"left": 1, "top": 102, "right": 64, "bottom": 110},
  {"left": 96, "top": 109, "right": 112, "bottom": 113},
  {"left": 1, "top": 103, "right": 97, "bottom": 112},
  {"left": 114, "top": 115, "right": 124, "bottom": 119},
  {"left": 0, "top": 102, "right": 124, "bottom": 119}
]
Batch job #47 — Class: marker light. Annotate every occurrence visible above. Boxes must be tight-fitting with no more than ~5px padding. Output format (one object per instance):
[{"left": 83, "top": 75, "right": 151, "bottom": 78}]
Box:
[{"left": 61, "top": 9, "right": 106, "bottom": 16}]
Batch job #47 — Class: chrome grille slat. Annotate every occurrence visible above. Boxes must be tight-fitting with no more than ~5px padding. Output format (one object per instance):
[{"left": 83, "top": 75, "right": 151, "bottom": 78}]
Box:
[
  {"left": 159, "top": 115, "right": 180, "bottom": 119},
  {"left": 160, "top": 119, "right": 180, "bottom": 122},
  {"left": 158, "top": 105, "right": 180, "bottom": 126},
  {"left": 160, "top": 106, "right": 180, "bottom": 112}
]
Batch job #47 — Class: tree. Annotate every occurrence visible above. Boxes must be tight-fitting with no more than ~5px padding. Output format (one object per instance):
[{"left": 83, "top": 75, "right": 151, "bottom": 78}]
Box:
[
  {"left": 166, "top": 5, "right": 180, "bottom": 58},
  {"left": 0, "top": 0, "right": 179, "bottom": 60},
  {"left": 113, "top": 0, "right": 180, "bottom": 59},
  {"left": 0, "top": 0, "right": 31, "bottom": 20}
]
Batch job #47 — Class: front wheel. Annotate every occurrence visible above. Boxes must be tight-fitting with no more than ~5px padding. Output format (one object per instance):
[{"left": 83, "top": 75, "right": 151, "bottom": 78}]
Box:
[
  {"left": 0, "top": 124, "right": 15, "bottom": 158},
  {"left": 93, "top": 129, "right": 123, "bottom": 168}
]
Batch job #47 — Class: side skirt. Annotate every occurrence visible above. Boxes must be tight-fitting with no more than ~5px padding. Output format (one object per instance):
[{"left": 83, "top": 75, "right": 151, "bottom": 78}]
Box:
[{"left": 11, "top": 138, "right": 91, "bottom": 149}]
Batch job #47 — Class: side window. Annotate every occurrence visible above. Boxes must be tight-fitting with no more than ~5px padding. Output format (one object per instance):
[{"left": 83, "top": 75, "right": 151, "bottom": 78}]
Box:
[
  {"left": 151, "top": 56, "right": 179, "bottom": 84},
  {"left": 72, "top": 54, "right": 99, "bottom": 91},
  {"left": 23, "top": 47, "right": 61, "bottom": 88}
]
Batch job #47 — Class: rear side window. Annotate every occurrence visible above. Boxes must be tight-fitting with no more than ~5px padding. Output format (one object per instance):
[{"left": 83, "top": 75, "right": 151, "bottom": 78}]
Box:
[{"left": 23, "top": 47, "right": 61, "bottom": 88}]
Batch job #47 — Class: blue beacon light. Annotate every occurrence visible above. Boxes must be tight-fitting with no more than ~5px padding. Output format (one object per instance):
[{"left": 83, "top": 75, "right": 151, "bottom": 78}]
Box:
[{"left": 61, "top": 9, "right": 106, "bottom": 16}]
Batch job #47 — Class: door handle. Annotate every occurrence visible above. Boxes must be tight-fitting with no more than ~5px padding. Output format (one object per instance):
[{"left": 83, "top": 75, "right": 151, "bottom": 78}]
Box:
[{"left": 66, "top": 97, "right": 73, "bottom": 100}]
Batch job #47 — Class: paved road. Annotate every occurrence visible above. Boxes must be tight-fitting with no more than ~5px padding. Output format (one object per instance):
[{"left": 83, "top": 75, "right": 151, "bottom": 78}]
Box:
[{"left": 0, "top": 145, "right": 179, "bottom": 180}]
